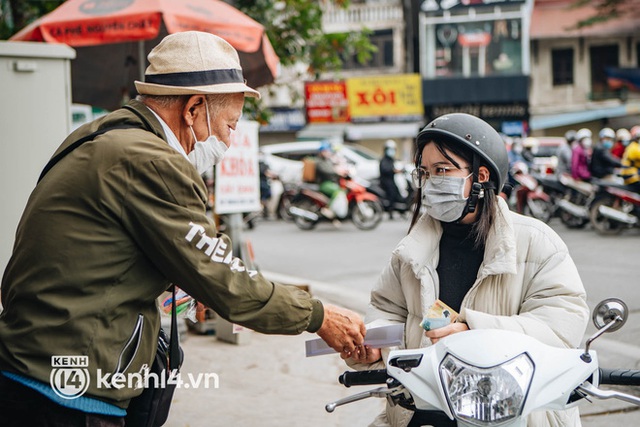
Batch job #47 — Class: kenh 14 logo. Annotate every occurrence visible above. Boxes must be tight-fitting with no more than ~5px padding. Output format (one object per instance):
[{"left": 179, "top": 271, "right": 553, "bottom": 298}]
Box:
[{"left": 50, "top": 355, "right": 90, "bottom": 399}]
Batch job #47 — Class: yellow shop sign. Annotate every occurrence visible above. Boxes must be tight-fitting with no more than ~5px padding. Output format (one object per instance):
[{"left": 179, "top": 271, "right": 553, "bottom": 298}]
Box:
[{"left": 346, "top": 74, "right": 423, "bottom": 120}]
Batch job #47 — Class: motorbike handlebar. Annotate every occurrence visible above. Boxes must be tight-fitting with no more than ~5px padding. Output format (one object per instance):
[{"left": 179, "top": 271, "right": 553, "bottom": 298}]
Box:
[
  {"left": 599, "top": 368, "right": 640, "bottom": 386},
  {"left": 339, "top": 369, "right": 389, "bottom": 388}
]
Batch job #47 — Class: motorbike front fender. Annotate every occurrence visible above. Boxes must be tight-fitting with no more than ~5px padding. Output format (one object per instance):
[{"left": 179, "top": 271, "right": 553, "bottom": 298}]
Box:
[
  {"left": 352, "top": 192, "right": 379, "bottom": 203},
  {"left": 528, "top": 188, "right": 550, "bottom": 202}
]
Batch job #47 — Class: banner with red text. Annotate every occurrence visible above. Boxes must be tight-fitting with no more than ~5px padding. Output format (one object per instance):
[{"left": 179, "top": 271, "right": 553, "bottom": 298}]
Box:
[{"left": 305, "top": 81, "right": 350, "bottom": 123}]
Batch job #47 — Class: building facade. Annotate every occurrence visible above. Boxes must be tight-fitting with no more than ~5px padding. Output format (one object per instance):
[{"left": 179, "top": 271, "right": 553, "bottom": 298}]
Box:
[
  {"left": 528, "top": 0, "right": 640, "bottom": 136},
  {"left": 418, "top": 0, "right": 532, "bottom": 136},
  {"left": 260, "top": 0, "right": 640, "bottom": 150}
]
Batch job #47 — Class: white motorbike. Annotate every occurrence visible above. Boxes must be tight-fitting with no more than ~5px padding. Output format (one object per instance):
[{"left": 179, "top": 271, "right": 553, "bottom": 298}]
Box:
[{"left": 326, "top": 299, "right": 640, "bottom": 426}]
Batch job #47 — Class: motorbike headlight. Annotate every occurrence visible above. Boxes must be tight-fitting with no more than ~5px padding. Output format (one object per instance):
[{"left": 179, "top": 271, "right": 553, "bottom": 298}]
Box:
[{"left": 439, "top": 353, "right": 534, "bottom": 426}]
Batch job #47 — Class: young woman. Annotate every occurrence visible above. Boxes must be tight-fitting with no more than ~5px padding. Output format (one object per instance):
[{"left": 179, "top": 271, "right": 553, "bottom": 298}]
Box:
[{"left": 343, "top": 113, "right": 589, "bottom": 427}]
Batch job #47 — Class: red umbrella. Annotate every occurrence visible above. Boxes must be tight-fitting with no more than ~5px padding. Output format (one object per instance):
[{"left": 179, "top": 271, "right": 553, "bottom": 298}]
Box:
[{"left": 10, "top": 0, "right": 279, "bottom": 111}]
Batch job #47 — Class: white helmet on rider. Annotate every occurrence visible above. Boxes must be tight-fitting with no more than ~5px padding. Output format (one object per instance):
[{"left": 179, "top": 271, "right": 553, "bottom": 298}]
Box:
[
  {"left": 599, "top": 127, "right": 615, "bottom": 141},
  {"left": 384, "top": 139, "right": 397, "bottom": 158},
  {"left": 616, "top": 128, "right": 631, "bottom": 146},
  {"left": 575, "top": 128, "right": 592, "bottom": 141}
]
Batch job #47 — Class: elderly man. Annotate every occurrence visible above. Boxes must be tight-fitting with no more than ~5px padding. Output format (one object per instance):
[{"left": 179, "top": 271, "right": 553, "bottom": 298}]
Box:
[{"left": 0, "top": 32, "right": 365, "bottom": 426}]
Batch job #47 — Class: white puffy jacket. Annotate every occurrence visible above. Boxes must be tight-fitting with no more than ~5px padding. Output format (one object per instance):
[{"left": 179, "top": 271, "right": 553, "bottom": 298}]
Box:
[{"left": 349, "top": 197, "right": 589, "bottom": 427}]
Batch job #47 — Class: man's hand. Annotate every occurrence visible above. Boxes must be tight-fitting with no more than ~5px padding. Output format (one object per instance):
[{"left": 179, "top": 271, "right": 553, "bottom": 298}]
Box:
[
  {"left": 424, "top": 322, "right": 469, "bottom": 344},
  {"left": 316, "top": 304, "right": 365, "bottom": 354},
  {"left": 340, "top": 345, "right": 381, "bottom": 363}
]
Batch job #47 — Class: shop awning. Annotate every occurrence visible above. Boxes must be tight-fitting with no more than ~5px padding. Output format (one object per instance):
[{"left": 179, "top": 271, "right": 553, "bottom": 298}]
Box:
[
  {"left": 296, "top": 122, "right": 424, "bottom": 142},
  {"left": 530, "top": 102, "right": 640, "bottom": 130},
  {"left": 295, "top": 123, "right": 349, "bottom": 143},
  {"left": 531, "top": 1, "right": 638, "bottom": 39},
  {"left": 345, "top": 122, "right": 424, "bottom": 141}
]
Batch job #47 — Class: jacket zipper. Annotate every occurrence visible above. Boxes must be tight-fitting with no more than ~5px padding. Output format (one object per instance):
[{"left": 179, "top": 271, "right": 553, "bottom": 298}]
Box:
[{"left": 114, "top": 313, "right": 144, "bottom": 374}]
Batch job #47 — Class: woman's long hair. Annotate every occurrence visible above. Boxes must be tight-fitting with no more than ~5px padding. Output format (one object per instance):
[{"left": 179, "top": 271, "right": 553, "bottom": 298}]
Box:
[{"left": 409, "top": 138, "right": 500, "bottom": 248}]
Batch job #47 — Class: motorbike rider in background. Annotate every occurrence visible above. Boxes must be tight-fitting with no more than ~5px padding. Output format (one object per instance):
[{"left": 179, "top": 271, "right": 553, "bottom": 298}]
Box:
[
  {"left": 258, "top": 150, "right": 277, "bottom": 218},
  {"left": 612, "top": 128, "right": 631, "bottom": 159},
  {"left": 571, "top": 128, "right": 593, "bottom": 182},
  {"left": 555, "top": 129, "right": 575, "bottom": 176},
  {"left": 315, "top": 142, "right": 348, "bottom": 221},
  {"left": 341, "top": 113, "right": 588, "bottom": 427},
  {"left": 620, "top": 125, "right": 640, "bottom": 193},
  {"left": 589, "top": 127, "right": 621, "bottom": 180},
  {"left": 379, "top": 139, "right": 404, "bottom": 218},
  {"left": 520, "top": 136, "right": 537, "bottom": 167}
]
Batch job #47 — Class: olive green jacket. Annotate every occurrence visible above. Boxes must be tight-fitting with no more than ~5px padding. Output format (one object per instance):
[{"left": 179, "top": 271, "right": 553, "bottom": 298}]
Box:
[{"left": 0, "top": 100, "right": 323, "bottom": 408}]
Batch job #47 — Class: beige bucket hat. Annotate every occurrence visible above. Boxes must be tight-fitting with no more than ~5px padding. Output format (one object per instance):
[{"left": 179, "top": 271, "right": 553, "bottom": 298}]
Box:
[{"left": 135, "top": 31, "right": 260, "bottom": 98}]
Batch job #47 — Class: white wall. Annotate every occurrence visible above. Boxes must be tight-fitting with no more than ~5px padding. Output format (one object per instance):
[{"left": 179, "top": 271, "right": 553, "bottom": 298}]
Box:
[{"left": 0, "top": 41, "right": 75, "bottom": 274}]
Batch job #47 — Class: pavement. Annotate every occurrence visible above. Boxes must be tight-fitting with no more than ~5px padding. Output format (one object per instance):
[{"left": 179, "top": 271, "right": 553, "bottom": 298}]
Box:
[{"left": 164, "top": 271, "right": 640, "bottom": 427}]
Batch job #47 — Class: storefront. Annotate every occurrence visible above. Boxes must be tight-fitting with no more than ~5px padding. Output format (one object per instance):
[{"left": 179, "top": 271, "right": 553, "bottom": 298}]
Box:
[
  {"left": 419, "top": 0, "right": 532, "bottom": 135},
  {"left": 297, "top": 75, "right": 425, "bottom": 158}
]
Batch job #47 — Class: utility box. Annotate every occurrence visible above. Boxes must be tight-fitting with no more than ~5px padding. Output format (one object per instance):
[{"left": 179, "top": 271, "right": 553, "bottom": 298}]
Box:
[{"left": 0, "top": 41, "right": 76, "bottom": 275}]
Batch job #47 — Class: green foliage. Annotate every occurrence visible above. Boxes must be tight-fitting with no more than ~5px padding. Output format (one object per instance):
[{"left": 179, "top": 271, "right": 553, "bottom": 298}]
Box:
[
  {"left": 235, "top": 0, "right": 374, "bottom": 75},
  {"left": 241, "top": 96, "right": 273, "bottom": 124},
  {"left": 569, "top": 0, "right": 635, "bottom": 29},
  {"left": 0, "top": 0, "right": 64, "bottom": 39},
  {"left": 234, "top": 0, "right": 376, "bottom": 120}
]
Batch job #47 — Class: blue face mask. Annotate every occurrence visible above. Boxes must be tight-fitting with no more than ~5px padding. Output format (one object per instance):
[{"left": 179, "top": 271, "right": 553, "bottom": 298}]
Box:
[{"left": 602, "top": 140, "right": 614, "bottom": 149}]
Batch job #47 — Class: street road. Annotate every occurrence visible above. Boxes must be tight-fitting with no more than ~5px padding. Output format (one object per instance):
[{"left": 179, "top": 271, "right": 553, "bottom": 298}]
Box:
[
  {"left": 243, "top": 214, "right": 640, "bottom": 425},
  {"left": 245, "top": 215, "right": 640, "bottom": 316}
]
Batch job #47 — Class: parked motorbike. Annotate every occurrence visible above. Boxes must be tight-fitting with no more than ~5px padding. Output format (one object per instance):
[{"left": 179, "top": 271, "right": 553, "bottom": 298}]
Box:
[
  {"left": 509, "top": 161, "right": 554, "bottom": 223},
  {"left": 532, "top": 173, "right": 566, "bottom": 220},
  {"left": 589, "top": 182, "right": 640, "bottom": 235},
  {"left": 555, "top": 173, "right": 598, "bottom": 229},
  {"left": 327, "top": 298, "right": 640, "bottom": 427},
  {"left": 367, "top": 171, "right": 416, "bottom": 218},
  {"left": 272, "top": 178, "right": 298, "bottom": 222},
  {"left": 288, "top": 176, "right": 384, "bottom": 230}
]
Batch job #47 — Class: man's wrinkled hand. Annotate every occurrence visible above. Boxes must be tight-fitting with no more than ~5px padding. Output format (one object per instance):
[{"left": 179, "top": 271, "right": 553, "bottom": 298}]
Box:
[{"left": 316, "top": 304, "right": 365, "bottom": 354}]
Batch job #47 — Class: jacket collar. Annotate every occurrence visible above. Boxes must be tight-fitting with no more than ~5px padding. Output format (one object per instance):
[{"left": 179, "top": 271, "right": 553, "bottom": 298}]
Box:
[
  {"left": 122, "top": 100, "right": 167, "bottom": 142},
  {"left": 394, "top": 197, "right": 517, "bottom": 278}
]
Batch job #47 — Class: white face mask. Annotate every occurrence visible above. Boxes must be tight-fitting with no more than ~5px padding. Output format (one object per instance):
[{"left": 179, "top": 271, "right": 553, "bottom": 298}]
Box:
[
  {"left": 421, "top": 173, "right": 472, "bottom": 223},
  {"left": 188, "top": 103, "right": 229, "bottom": 175}
]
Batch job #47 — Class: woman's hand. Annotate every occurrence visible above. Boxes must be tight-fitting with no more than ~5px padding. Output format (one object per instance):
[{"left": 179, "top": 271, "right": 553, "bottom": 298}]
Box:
[
  {"left": 424, "top": 322, "right": 469, "bottom": 344},
  {"left": 340, "top": 345, "right": 382, "bottom": 364}
]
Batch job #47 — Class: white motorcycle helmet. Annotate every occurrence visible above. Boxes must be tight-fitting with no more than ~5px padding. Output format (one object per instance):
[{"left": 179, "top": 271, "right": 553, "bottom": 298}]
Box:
[
  {"left": 576, "top": 128, "right": 593, "bottom": 148},
  {"left": 616, "top": 128, "right": 631, "bottom": 145},
  {"left": 599, "top": 127, "right": 615, "bottom": 141},
  {"left": 384, "top": 139, "right": 397, "bottom": 158},
  {"left": 575, "top": 128, "right": 592, "bottom": 141}
]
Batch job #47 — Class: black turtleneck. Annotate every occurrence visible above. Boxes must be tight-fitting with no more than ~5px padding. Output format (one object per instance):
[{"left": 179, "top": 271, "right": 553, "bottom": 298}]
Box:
[{"left": 436, "top": 222, "right": 485, "bottom": 312}]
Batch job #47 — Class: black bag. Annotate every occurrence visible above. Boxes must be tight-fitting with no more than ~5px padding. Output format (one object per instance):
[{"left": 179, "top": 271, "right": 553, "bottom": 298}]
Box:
[{"left": 125, "top": 285, "right": 184, "bottom": 427}]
